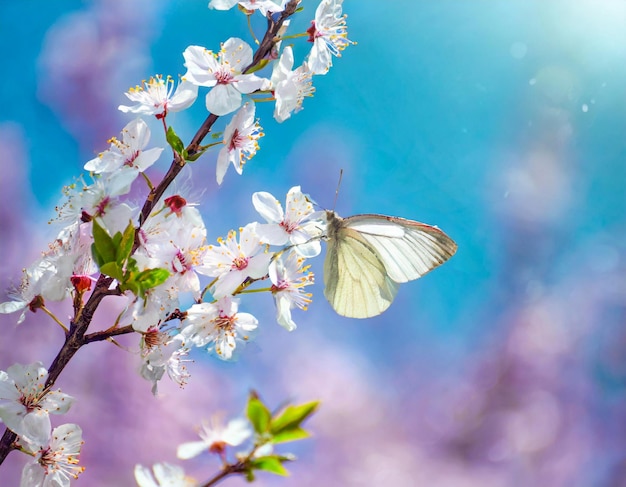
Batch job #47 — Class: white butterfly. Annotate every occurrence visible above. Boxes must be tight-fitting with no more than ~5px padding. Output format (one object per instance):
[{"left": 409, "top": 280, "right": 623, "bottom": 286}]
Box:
[{"left": 323, "top": 210, "right": 457, "bottom": 318}]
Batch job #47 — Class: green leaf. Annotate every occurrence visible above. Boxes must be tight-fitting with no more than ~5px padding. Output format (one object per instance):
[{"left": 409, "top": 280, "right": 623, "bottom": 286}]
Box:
[
  {"left": 135, "top": 268, "right": 170, "bottom": 290},
  {"left": 245, "top": 58, "right": 269, "bottom": 74},
  {"left": 271, "top": 427, "right": 310, "bottom": 444},
  {"left": 250, "top": 456, "right": 289, "bottom": 477},
  {"left": 112, "top": 231, "right": 123, "bottom": 249},
  {"left": 166, "top": 126, "right": 185, "bottom": 156},
  {"left": 247, "top": 396, "right": 272, "bottom": 434},
  {"left": 91, "top": 242, "right": 105, "bottom": 268},
  {"left": 124, "top": 257, "right": 140, "bottom": 275},
  {"left": 120, "top": 279, "right": 140, "bottom": 296},
  {"left": 99, "top": 262, "right": 124, "bottom": 282},
  {"left": 185, "top": 146, "right": 207, "bottom": 162},
  {"left": 270, "top": 401, "right": 319, "bottom": 435},
  {"left": 117, "top": 221, "right": 136, "bottom": 265},
  {"left": 91, "top": 219, "right": 116, "bottom": 264}
]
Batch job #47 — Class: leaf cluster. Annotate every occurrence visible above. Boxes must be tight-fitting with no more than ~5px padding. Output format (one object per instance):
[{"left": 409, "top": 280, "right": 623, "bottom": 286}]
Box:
[
  {"left": 91, "top": 219, "right": 169, "bottom": 298},
  {"left": 244, "top": 392, "right": 320, "bottom": 479}
]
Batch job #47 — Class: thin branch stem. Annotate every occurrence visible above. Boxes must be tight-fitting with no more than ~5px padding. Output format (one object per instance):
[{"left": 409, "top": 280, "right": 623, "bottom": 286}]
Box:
[
  {"left": 238, "top": 287, "right": 272, "bottom": 294},
  {"left": 40, "top": 305, "right": 69, "bottom": 333},
  {"left": 275, "top": 32, "right": 309, "bottom": 41}
]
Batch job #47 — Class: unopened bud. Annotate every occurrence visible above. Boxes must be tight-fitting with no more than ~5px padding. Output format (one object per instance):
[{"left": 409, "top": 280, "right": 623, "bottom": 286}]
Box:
[
  {"left": 71, "top": 275, "right": 92, "bottom": 293},
  {"left": 164, "top": 195, "right": 187, "bottom": 215}
]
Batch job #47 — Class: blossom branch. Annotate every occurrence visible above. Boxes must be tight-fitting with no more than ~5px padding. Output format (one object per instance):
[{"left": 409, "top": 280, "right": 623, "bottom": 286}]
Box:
[
  {"left": 139, "top": 0, "right": 300, "bottom": 229},
  {"left": 0, "top": 274, "right": 113, "bottom": 462},
  {"left": 200, "top": 461, "right": 249, "bottom": 487},
  {"left": 0, "top": 2, "right": 353, "bottom": 482}
]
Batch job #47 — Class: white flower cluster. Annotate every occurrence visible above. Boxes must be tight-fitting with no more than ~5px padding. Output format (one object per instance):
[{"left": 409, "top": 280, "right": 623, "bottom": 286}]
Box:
[
  {"left": 0, "top": 2, "right": 352, "bottom": 484},
  {"left": 132, "top": 184, "right": 323, "bottom": 383},
  {"left": 0, "top": 363, "right": 83, "bottom": 486}
]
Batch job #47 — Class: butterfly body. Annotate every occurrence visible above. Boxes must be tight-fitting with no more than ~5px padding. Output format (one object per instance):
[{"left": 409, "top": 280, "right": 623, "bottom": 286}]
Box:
[{"left": 323, "top": 210, "right": 457, "bottom": 318}]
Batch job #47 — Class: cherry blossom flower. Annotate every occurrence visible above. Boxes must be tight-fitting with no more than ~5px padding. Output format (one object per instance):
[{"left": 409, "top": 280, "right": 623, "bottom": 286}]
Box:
[
  {"left": 125, "top": 198, "right": 209, "bottom": 332},
  {"left": 181, "top": 296, "right": 258, "bottom": 360},
  {"left": 0, "top": 363, "right": 74, "bottom": 442},
  {"left": 216, "top": 102, "right": 264, "bottom": 185},
  {"left": 159, "top": 218, "right": 208, "bottom": 298},
  {"left": 182, "top": 39, "right": 266, "bottom": 116},
  {"left": 121, "top": 286, "right": 179, "bottom": 333},
  {"left": 85, "top": 118, "right": 162, "bottom": 174},
  {"left": 119, "top": 75, "right": 198, "bottom": 118},
  {"left": 36, "top": 222, "right": 99, "bottom": 302},
  {"left": 269, "top": 251, "right": 314, "bottom": 331},
  {"left": 270, "top": 46, "right": 315, "bottom": 122},
  {"left": 209, "top": 0, "right": 287, "bottom": 16},
  {"left": 198, "top": 224, "right": 272, "bottom": 299},
  {"left": 19, "top": 423, "right": 84, "bottom": 487},
  {"left": 5, "top": 225, "right": 89, "bottom": 313},
  {"left": 1, "top": 220, "right": 97, "bottom": 310},
  {"left": 0, "top": 264, "right": 45, "bottom": 324},
  {"left": 4, "top": 181, "right": 132, "bottom": 317},
  {"left": 133, "top": 198, "right": 209, "bottom": 301},
  {"left": 137, "top": 195, "right": 203, "bottom": 260},
  {"left": 139, "top": 333, "right": 190, "bottom": 395},
  {"left": 54, "top": 175, "right": 136, "bottom": 232},
  {"left": 177, "top": 415, "right": 252, "bottom": 459},
  {"left": 307, "top": 0, "right": 353, "bottom": 75},
  {"left": 252, "top": 186, "right": 324, "bottom": 257},
  {"left": 134, "top": 463, "right": 195, "bottom": 487},
  {"left": 84, "top": 118, "right": 163, "bottom": 195}
]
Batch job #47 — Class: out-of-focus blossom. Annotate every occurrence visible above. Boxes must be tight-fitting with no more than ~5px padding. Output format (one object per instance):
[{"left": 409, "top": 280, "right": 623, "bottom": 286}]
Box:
[
  {"left": 139, "top": 332, "right": 190, "bottom": 395},
  {"left": 134, "top": 463, "right": 195, "bottom": 487},
  {"left": 177, "top": 415, "right": 251, "bottom": 459},
  {"left": 0, "top": 264, "right": 45, "bottom": 325}
]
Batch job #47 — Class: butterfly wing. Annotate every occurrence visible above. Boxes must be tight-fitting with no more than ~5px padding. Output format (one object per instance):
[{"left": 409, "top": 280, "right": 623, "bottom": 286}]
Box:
[
  {"left": 324, "top": 213, "right": 398, "bottom": 318},
  {"left": 344, "top": 214, "right": 457, "bottom": 283}
]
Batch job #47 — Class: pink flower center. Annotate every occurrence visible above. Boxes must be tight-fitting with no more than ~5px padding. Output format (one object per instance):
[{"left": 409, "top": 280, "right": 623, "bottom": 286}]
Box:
[
  {"left": 271, "top": 279, "right": 289, "bottom": 293},
  {"left": 279, "top": 220, "right": 297, "bottom": 233},
  {"left": 209, "top": 440, "right": 227, "bottom": 455},
  {"left": 306, "top": 21, "right": 320, "bottom": 42},
  {"left": 215, "top": 314, "right": 236, "bottom": 331},
  {"left": 229, "top": 129, "right": 244, "bottom": 150},
  {"left": 39, "top": 446, "right": 55, "bottom": 469},
  {"left": 232, "top": 256, "right": 249, "bottom": 270},
  {"left": 20, "top": 392, "right": 39, "bottom": 412},
  {"left": 215, "top": 69, "right": 234, "bottom": 85},
  {"left": 124, "top": 150, "right": 140, "bottom": 167},
  {"left": 95, "top": 196, "right": 110, "bottom": 217},
  {"left": 172, "top": 250, "right": 190, "bottom": 274},
  {"left": 144, "top": 327, "right": 168, "bottom": 348}
]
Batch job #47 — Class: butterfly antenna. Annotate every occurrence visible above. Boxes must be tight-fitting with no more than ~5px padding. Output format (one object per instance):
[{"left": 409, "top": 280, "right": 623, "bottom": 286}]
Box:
[{"left": 333, "top": 169, "right": 343, "bottom": 211}]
